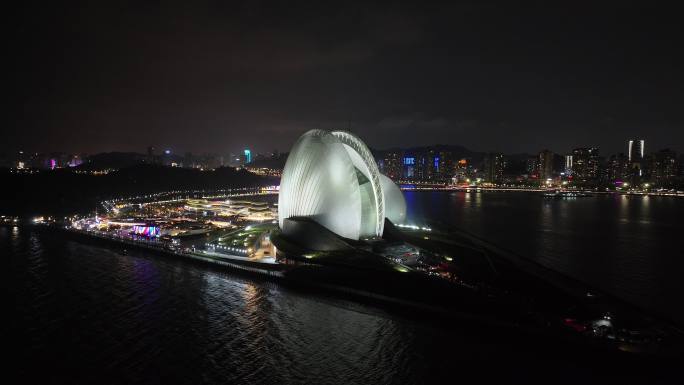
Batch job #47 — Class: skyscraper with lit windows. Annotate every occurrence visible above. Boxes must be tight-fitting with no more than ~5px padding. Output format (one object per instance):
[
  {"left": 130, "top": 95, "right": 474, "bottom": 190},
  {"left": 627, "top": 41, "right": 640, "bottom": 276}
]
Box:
[
  {"left": 538, "top": 150, "right": 554, "bottom": 182},
  {"left": 571, "top": 147, "right": 600, "bottom": 183},
  {"left": 483, "top": 153, "right": 504, "bottom": 184}
]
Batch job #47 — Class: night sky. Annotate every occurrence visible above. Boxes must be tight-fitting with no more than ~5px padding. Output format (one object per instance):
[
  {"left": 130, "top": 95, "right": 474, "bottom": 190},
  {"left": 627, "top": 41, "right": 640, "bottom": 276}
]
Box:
[{"left": 9, "top": 1, "right": 684, "bottom": 155}]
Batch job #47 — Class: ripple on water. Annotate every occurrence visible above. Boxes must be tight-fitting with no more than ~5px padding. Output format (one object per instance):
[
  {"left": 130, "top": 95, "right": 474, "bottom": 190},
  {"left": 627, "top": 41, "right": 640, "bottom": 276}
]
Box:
[{"left": 6, "top": 227, "right": 683, "bottom": 384}]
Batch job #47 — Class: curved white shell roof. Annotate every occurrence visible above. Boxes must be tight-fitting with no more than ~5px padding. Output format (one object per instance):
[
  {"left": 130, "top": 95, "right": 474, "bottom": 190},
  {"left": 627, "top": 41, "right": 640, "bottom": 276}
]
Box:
[
  {"left": 379, "top": 174, "right": 407, "bottom": 224},
  {"left": 278, "top": 130, "right": 405, "bottom": 240}
]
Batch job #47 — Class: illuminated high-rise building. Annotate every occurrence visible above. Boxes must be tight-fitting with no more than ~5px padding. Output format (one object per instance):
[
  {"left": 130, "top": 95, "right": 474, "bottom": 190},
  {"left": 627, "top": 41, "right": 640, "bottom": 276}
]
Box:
[
  {"left": 483, "top": 153, "right": 504, "bottom": 183},
  {"left": 244, "top": 149, "right": 252, "bottom": 164},
  {"left": 564, "top": 155, "right": 573, "bottom": 175},
  {"left": 627, "top": 139, "right": 645, "bottom": 178},
  {"left": 538, "top": 150, "right": 554, "bottom": 182},
  {"left": 382, "top": 152, "right": 402, "bottom": 180},
  {"left": 438, "top": 151, "right": 455, "bottom": 181},
  {"left": 425, "top": 150, "right": 438, "bottom": 181},
  {"left": 402, "top": 153, "right": 416, "bottom": 179},
  {"left": 571, "top": 147, "right": 600, "bottom": 182},
  {"left": 526, "top": 156, "right": 539, "bottom": 178},
  {"left": 607, "top": 153, "right": 629, "bottom": 182},
  {"left": 453, "top": 158, "right": 468, "bottom": 184},
  {"left": 628, "top": 139, "right": 645, "bottom": 162},
  {"left": 649, "top": 149, "right": 678, "bottom": 183}
]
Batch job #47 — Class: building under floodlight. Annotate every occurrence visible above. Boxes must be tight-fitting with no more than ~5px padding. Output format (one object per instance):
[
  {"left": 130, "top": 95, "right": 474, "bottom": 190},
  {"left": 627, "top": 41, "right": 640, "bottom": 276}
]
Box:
[{"left": 278, "top": 130, "right": 406, "bottom": 241}]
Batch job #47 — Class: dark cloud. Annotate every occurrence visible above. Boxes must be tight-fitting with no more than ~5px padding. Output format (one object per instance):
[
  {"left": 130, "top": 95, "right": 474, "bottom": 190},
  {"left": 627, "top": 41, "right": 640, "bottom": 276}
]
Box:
[{"left": 8, "top": 1, "right": 684, "bottom": 155}]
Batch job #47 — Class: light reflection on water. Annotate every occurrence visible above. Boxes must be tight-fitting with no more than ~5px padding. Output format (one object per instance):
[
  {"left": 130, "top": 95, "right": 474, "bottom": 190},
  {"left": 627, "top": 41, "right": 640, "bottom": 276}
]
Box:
[
  {"left": 404, "top": 190, "right": 684, "bottom": 326},
  {"left": 4, "top": 217, "right": 682, "bottom": 383}
]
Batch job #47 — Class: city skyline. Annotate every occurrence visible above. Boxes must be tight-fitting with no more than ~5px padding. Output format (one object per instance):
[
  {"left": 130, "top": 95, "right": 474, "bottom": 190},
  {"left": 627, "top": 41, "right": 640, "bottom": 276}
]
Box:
[{"left": 6, "top": 136, "right": 682, "bottom": 191}]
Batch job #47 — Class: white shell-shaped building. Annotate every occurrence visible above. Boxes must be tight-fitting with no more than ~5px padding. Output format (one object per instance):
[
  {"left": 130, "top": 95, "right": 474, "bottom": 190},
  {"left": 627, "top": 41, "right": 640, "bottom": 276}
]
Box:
[{"left": 278, "top": 130, "right": 406, "bottom": 240}]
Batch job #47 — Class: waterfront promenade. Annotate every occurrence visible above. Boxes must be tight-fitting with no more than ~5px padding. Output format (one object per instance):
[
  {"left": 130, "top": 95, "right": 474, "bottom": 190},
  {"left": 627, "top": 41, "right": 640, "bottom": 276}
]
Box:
[{"left": 398, "top": 184, "right": 684, "bottom": 197}]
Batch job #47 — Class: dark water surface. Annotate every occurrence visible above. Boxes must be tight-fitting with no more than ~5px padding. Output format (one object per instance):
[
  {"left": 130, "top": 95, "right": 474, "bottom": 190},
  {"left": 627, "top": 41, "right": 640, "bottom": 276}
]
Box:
[
  {"left": 6, "top": 192, "right": 684, "bottom": 384},
  {"left": 404, "top": 191, "right": 684, "bottom": 326}
]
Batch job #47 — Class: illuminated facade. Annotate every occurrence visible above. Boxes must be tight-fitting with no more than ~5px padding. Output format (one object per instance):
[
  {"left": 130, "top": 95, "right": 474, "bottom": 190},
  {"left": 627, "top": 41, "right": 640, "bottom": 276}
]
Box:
[
  {"left": 483, "top": 152, "right": 504, "bottom": 183},
  {"left": 278, "top": 130, "right": 406, "bottom": 240},
  {"left": 132, "top": 225, "right": 160, "bottom": 237},
  {"left": 564, "top": 155, "right": 573, "bottom": 175},
  {"left": 538, "top": 150, "right": 554, "bottom": 182},
  {"left": 184, "top": 199, "right": 277, "bottom": 221},
  {"left": 628, "top": 139, "right": 645, "bottom": 177},
  {"left": 571, "top": 147, "right": 600, "bottom": 181},
  {"left": 628, "top": 139, "right": 645, "bottom": 162}
]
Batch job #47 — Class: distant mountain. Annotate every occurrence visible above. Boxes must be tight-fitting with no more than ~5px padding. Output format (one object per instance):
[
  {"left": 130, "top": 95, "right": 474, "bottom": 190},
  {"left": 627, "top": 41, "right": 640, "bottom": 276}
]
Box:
[
  {"left": 0, "top": 164, "right": 278, "bottom": 217},
  {"left": 505, "top": 153, "right": 535, "bottom": 162},
  {"left": 247, "top": 154, "right": 288, "bottom": 169},
  {"left": 78, "top": 152, "right": 148, "bottom": 170}
]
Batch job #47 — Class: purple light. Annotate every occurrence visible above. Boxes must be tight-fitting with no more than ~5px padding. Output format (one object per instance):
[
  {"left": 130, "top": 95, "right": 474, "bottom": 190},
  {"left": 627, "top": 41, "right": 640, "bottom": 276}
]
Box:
[{"left": 132, "top": 225, "right": 160, "bottom": 237}]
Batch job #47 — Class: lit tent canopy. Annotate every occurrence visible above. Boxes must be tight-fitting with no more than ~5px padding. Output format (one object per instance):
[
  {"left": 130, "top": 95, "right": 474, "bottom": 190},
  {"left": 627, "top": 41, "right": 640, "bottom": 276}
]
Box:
[{"left": 278, "top": 130, "right": 406, "bottom": 240}]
